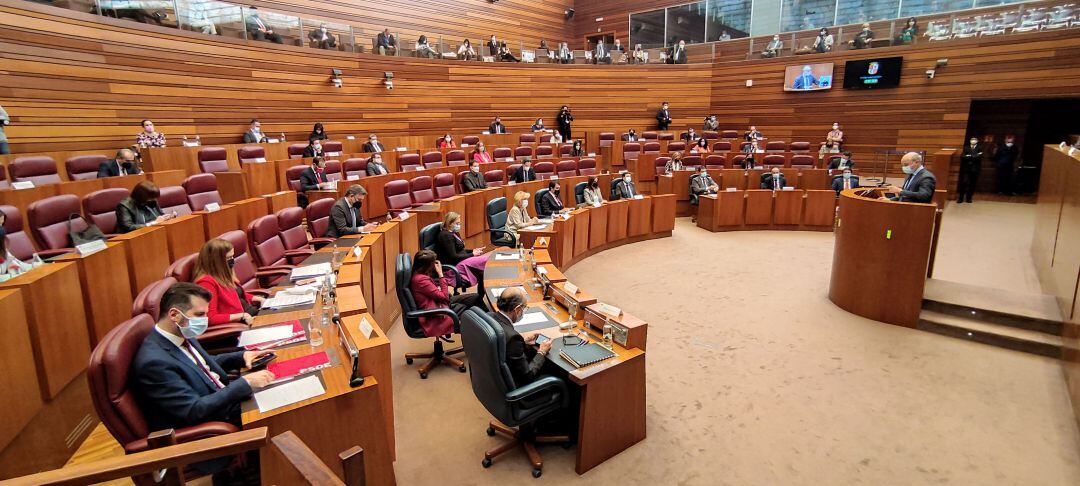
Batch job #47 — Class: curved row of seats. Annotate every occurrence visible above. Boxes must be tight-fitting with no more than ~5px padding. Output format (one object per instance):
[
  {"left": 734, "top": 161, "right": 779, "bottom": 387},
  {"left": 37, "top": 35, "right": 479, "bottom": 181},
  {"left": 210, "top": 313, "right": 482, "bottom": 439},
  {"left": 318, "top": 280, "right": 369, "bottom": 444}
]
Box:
[
  {"left": 648, "top": 154, "right": 820, "bottom": 173},
  {"left": 622, "top": 140, "right": 813, "bottom": 156}
]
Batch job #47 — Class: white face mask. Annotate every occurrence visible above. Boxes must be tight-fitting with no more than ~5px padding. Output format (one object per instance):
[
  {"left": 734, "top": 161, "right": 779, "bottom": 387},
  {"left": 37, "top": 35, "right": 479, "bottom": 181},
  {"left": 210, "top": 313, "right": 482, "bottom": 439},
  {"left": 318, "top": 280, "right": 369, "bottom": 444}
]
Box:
[
  {"left": 472, "top": 166, "right": 480, "bottom": 173},
  {"left": 833, "top": 125, "right": 839, "bottom": 130},
  {"left": 1005, "top": 142, "right": 1013, "bottom": 147},
  {"left": 313, "top": 143, "right": 321, "bottom": 151},
  {"left": 452, "top": 223, "right": 461, "bottom": 232},
  {"left": 623, "top": 177, "right": 632, "bottom": 183},
  {"left": 902, "top": 164, "right": 916, "bottom": 174}
]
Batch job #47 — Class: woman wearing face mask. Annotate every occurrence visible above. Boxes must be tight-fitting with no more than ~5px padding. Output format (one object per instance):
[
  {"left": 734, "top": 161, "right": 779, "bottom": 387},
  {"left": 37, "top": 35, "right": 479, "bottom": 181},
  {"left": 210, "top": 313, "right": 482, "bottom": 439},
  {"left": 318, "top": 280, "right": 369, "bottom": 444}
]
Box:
[
  {"left": 193, "top": 239, "right": 263, "bottom": 327},
  {"left": 691, "top": 138, "right": 710, "bottom": 154},
  {"left": 0, "top": 211, "right": 32, "bottom": 280},
  {"left": 569, "top": 139, "right": 585, "bottom": 157},
  {"left": 665, "top": 151, "right": 685, "bottom": 173},
  {"left": 116, "top": 181, "right": 173, "bottom": 233},
  {"left": 470, "top": 143, "right": 492, "bottom": 164},
  {"left": 505, "top": 191, "right": 538, "bottom": 242},
  {"left": 309, "top": 122, "right": 328, "bottom": 142},
  {"left": 531, "top": 118, "right": 545, "bottom": 131},
  {"left": 826, "top": 123, "right": 844, "bottom": 149},
  {"left": 409, "top": 249, "right": 487, "bottom": 338},
  {"left": 434, "top": 212, "right": 489, "bottom": 287},
  {"left": 582, "top": 176, "right": 604, "bottom": 206},
  {"left": 437, "top": 133, "right": 457, "bottom": 149},
  {"left": 136, "top": 119, "right": 166, "bottom": 148}
]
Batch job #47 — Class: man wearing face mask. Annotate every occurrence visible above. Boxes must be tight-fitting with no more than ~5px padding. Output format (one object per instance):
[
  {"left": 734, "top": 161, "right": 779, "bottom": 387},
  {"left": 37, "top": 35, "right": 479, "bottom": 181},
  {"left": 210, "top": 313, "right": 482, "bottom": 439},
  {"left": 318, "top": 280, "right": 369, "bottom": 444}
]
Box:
[
  {"left": 993, "top": 135, "right": 1019, "bottom": 195},
  {"left": 538, "top": 181, "right": 565, "bottom": 218},
  {"left": 656, "top": 102, "right": 672, "bottom": 130},
  {"left": 513, "top": 159, "right": 536, "bottom": 183},
  {"left": 690, "top": 166, "right": 718, "bottom": 203},
  {"left": 827, "top": 151, "right": 855, "bottom": 174},
  {"left": 621, "top": 129, "right": 639, "bottom": 142},
  {"left": 98, "top": 147, "right": 142, "bottom": 178},
  {"left": 957, "top": 136, "right": 984, "bottom": 203},
  {"left": 614, "top": 172, "right": 637, "bottom": 200},
  {"left": 363, "top": 134, "right": 384, "bottom": 153},
  {"left": 489, "top": 286, "right": 554, "bottom": 385},
  {"left": 488, "top": 116, "right": 507, "bottom": 134},
  {"left": 462, "top": 161, "right": 488, "bottom": 192},
  {"left": 131, "top": 283, "right": 275, "bottom": 466},
  {"left": 298, "top": 156, "right": 331, "bottom": 208},
  {"left": 826, "top": 122, "right": 844, "bottom": 149},
  {"left": 308, "top": 23, "right": 337, "bottom": 50},
  {"left": 882, "top": 152, "right": 935, "bottom": 203},
  {"left": 327, "top": 185, "right": 377, "bottom": 237},
  {"left": 831, "top": 168, "right": 860, "bottom": 196},
  {"left": 761, "top": 167, "right": 787, "bottom": 190},
  {"left": 365, "top": 153, "right": 389, "bottom": 176},
  {"left": 302, "top": 137, "right": 323, "bottom": 158}
]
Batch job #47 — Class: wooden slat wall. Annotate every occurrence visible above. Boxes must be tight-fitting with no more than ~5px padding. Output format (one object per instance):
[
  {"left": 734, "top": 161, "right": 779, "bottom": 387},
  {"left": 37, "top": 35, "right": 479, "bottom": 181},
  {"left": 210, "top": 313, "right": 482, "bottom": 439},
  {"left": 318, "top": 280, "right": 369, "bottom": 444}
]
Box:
[{"left": 572, "top": 0, "right": 675, "bottom": 48}]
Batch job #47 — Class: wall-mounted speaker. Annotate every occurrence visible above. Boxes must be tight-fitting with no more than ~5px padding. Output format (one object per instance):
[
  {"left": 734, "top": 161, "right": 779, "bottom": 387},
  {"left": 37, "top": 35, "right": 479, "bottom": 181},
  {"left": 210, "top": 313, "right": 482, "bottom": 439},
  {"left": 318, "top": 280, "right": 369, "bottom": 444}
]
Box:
[{"left": 565, "top": 8, "right": 574, "bottom": 20}]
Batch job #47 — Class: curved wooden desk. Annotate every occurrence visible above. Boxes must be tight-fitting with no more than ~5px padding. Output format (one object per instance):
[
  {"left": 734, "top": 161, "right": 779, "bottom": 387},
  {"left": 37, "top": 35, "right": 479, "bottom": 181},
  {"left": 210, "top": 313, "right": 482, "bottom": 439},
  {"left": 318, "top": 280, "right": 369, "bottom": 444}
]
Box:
[{"left": 828, "top": 188, "right": 938, "bottom": 327}]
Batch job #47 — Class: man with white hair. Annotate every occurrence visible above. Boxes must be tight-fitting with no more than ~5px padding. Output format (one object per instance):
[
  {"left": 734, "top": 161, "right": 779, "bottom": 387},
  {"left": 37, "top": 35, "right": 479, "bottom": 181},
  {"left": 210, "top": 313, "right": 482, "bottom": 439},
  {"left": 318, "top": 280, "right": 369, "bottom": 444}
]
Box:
[{"left": 882, "top": 152, "right": 936, "bottom": 203}]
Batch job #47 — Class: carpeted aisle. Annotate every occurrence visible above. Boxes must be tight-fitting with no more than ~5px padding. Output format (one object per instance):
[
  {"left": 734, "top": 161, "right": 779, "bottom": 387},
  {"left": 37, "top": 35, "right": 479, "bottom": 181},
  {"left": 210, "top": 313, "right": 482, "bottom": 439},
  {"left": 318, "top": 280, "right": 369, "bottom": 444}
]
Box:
[{"left": 386, "top": 218, "right": 1080, "bottom": 485}]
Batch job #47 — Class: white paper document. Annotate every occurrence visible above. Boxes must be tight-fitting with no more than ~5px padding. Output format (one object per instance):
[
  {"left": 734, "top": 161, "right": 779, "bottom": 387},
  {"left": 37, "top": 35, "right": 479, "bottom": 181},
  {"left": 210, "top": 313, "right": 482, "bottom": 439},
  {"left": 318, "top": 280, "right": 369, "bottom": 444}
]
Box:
[
  {"left": 290, "top": 262, "right": 331, "bottom": 281},
  {"left": 490, "top": 286, "right": 525, "bottom": 298},
  {"left": 238, "top": 325, "right": 295, "bottom": 347},
  {"left": 262, "top": 291, "right": 316, "bottom": 309},
  {"left": 493, "top": 253, "right": 520, "bottom": 261},
  {"left": 255, "top": 374, "right": 326, "bottom": 413},
  {"left": 523, "top": 224, "right": 549, "bottom": 231},
  {"left": 514, "top": 311, "right": 550, "bottom": 328}
]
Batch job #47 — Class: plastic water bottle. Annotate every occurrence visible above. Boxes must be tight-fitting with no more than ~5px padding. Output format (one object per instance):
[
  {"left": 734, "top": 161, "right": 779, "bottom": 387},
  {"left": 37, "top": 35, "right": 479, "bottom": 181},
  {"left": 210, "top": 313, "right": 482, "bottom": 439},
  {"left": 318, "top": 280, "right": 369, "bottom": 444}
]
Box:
[
  {"left": 281, "top": 132, "right": 287, "bottom": 142},
  {"left": 30, "top": 253, "right": 45, "bottom": 268},
  {"left": 308, "top": 323, "right": 324, "bottom": 347},
  {"left": 602, "top": 319, "right": 613, "bottom": 350}
]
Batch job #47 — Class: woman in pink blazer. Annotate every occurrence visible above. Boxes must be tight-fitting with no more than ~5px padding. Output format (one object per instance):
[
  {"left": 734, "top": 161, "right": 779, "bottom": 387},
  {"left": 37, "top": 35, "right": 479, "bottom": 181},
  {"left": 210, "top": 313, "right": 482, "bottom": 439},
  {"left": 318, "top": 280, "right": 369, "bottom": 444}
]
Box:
[{"left": 409, "top": 250, "right": 485, "bottom": 336}]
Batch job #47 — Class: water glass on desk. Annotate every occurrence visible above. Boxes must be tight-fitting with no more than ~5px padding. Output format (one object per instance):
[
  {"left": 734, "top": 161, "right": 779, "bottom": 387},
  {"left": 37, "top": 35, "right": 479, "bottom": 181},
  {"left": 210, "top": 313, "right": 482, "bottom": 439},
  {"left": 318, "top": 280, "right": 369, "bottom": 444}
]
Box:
[{"left": 308, "top": 316, "right": 324, "bottom": 348}]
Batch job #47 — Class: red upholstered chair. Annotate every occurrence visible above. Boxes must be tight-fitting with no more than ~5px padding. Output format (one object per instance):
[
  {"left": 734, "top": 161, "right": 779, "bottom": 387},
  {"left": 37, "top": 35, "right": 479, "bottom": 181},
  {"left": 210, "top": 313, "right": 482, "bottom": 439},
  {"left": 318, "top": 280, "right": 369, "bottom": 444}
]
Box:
[
  {"left": 705, "top": 154, "right": 726, "bottom": 169},
  {"left": 1, "top": 205, "right": 52, "bottom": 260},
  {"left": 27, "top": 194, "right": 84, "bottom": 255},
  {"left": 65, "top": 155, "right": 107, "bottom": 180},
  {"left": 456, "top": 171, "right": 469, "bottom": 194},
  {"left": 130, "top": 277, "right": 177, "bottom": 319},
  {"left": 182, "top": 173, "right": 223, "bottom": 211},
  {"left": 791, "top": 155, "right": 816, "bottom": 168},
  {"left": 658, "top": 133, "right": 675, "bottom": 141},
  {"left": 790, "top": 141, "right": 811, "bottom": 153},
  {"left": 599, "top": 132, "right": 615, "bottom": 148},
  {"left": 446, "top": 150, "right": 467, "bottom": 166},
  {"left": 305, "top": 198, "right": 334, "bottom": 239},
  {"left": 343, "top": 158, "right": 368, "bottom": 179},
  {"left": 721, "top": 130, "right": 739, "bottom": 139},
  {"left": 165, "top": 253, "right": 197, "bottom": 281},
  {"left": 285, "top": 165, "right": 307, "bottom": 192},
  {"left": 683, "top": 155, "right": 702, "bottom": 170},
  {"left": 247, "top": 215, "right": 297, "bottom": 275},
  {"left": 197, "top": 147, "right": 229, "bottom": 173},
  {"left": 643, "top": 142, "right": 661, "bottom": 154},
  {"left": 88, "top": 314, "right": 241, "bottom": 457},
  {"left": 462, "top": 136, "right": 480, "bottom": 145},
  {"left": 410, "top": 176, "right": 435, "bottom": 205},
  {"left": 322, "top": 141, "right": 343, "bottom": 155},
  {"left": 399, "top": 153, "right": 422, "bottom": 171},
  {"left": 766, "top": 141, "right": 787, "bottom": 153},
  {"left": 712, "top": 141, "right": 732, "bottom": 152},
  {"left": 559, "top": 144, "right": 574, "bottom": 156},
  {"left": 518, "top": 133, "right": 536, "bottom": 144},
  {"left": 11, "top": 156, "right": 62, "bottom": 185},
  {"left": 219, "top": 229, "right": 286, "bottom": 291},
  {"left": 667, "top": 141, "right": 686, "bottom": 152},
  {"left": 556, "top": 160, "right": 578, "bottom": 178},
  {"left": 433, "top": 173, "right": 456, "bottom": 200},
  {"left": 323, "top": 160, "right": 343, "bottom": 182},
  {"left": 533, "top": 162, "right": 555, "bottom": 180},
  {"left": 0, "top": 165, "right": 9, "bottom": 190},
  {"left": 763, "top": 154, "right": 786, "bottom": 167},
  {"left": 237, "top": 146, "right": 266, "bottom": 163},
  {"left": 384, "top": 180, "right": 415, "bottom": 216},
  {"left": 422, "top": 151, "right": 444, "bottom": 169},
  {"left": 577, "top": 158, "right": 597, "bottom": 176},
  {"left": 492, "top": 147, "right": 512, "bottom": 160},
  {"left": 623, "top": 142, "right": 642, "bottom": 161},
  {"left": 484, "top": 169, "right": 506, "bottom": 187},
  {"left": 82, "top": 188, "right": 129, "bottom": 236},
  {"left": 287, "top": 143, "right": 307, "bottom": 159},
  {"left": 642, "top": 131, "right": 658, "bottom": 140},
  {"left": 514, "top": 146, "right": 533, "bottom": 161},
  {"left": 654, "top": 157, "right": 670, "bottom": 175},
  {"left": 277, "top": 206, "right": 329, "bottom": 258},
  {"left": 539, "top": 134, "right": 553, "bottom": 143},
  {"left": 157, "top": 186, "right": 192, "bottom": 216},
  {"left": 535, "top": 146, "right": 553, "bottom": 159},
  {"left": 704, "top": 131, "right": 719, "bottom": 140},
  {"left": 732, "top": 154, "right": 748, "bottom": 168}
]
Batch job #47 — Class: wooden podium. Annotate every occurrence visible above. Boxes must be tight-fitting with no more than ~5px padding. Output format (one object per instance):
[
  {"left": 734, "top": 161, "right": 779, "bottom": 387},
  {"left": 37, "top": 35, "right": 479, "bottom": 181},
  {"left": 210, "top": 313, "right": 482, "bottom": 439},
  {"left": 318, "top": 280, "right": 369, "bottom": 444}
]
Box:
[{"left": 828, "top": 188, "right": 938, "bottom": 327}]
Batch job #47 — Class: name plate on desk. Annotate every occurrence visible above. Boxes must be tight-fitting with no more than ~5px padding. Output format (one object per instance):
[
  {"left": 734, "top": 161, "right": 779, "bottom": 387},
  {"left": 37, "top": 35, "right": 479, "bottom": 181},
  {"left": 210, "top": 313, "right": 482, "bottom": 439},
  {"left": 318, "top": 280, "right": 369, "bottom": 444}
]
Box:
[
  {"left": 346, "top": 175, "right": 360, "bottom": 181},
  {"left": 346, "top": 135, "right": 356, "bottom": 140},
  {"left": 396, "top": 147, "right": 407, "bottom": 152},
  {"left": 550, "top": 175, "right": 558, "bottom": 180},
  {"left": 595, "top": 302, "right": 622, "bottom": 317},
  {"left": 352, "top": 246, "right": 362, "bottom": 258},
  {"left": 726, "top": 187, "right": 738, "bottom": 192},
  {"left": 482, "top": 131, "right": 491, "bottom": 135},
  {"left": 181, "top": 140, "right": 200, "bottom": 147},
  {"left": 358, "top": 317, "right": 374, "bottom": 339},
  {"left": 326, "top": 151, "right": 342, "bottom": 157},
  {"left": 782, "top": 186, "right": 795, "bottom": 191},
  {"left": 564, "top": 282, "right": 579, "bottom": 295},
  {"left": 461, "top": 143, "right": 470, "bottom": 147},
  {"left": 11, "top": 181, "right": 34, "bottom": 190},
  {"left": 266, "top": 138, "right": 280, "bottom": 143},
  {"left": 633, "top": 194, "right": 644, "bottom": 200},
  {"left": 253, "top": 157, "right": 267, "bottom": 163},
  {"left": 76, "top": 240, "right": 108, "bottom": 256},
  {"left": 588, "top": 152, "right": 596, "bottom": 157},
  {"left": 204, "top": 202, "right": 221, "bottom": 212},
  {"left": 399, "top": 211, "right": 410, "bottom": 220}
]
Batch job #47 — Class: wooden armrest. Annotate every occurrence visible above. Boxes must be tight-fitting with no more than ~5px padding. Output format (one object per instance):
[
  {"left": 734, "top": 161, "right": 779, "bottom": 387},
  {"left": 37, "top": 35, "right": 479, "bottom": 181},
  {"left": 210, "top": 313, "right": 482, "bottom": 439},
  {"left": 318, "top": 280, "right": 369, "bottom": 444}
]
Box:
[{"left": 271, "top": 431, "right": 347, "bottom": 486}]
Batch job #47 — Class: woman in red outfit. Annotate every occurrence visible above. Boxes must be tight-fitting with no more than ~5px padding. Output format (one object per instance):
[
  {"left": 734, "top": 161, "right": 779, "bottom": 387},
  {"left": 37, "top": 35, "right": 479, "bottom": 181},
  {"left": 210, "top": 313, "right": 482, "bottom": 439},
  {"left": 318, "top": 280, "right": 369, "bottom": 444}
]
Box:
[
  {"left": 437, "top": 133, "right": 457, "bottom": 149},
  {"left": 409, "top": 249, "right": 486, "bottom": 337},
  {"left": 193, "top": 238, "right": 263, "bottom": 326}
]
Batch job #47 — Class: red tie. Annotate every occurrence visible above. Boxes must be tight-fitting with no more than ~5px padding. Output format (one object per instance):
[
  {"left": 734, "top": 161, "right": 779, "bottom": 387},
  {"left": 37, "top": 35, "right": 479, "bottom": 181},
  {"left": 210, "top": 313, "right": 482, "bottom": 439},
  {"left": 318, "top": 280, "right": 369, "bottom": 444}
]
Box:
[{"left": 844, "top": 179, "right": 851, "bottom": 190}]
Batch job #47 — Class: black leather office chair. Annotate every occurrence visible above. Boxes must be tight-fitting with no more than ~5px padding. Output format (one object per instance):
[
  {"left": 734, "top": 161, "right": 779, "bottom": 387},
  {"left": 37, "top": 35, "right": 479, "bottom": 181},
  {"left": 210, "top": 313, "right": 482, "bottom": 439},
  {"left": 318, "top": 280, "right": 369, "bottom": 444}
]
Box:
[
  {"left": 610, "top": 179, "right": 622, "bottom": 200},
  {"left": 459, "top": 308, "right": 570, "bottom": 478},
  {"left": 485, "top": 197, "right": 517, "bottom": 248},
  {"left": 419, "top": 222, "right": 467, "bottom": 294},
  {"left": 534, "top": 188, "right": 549, "bottom": 217},
  {"left": 689, "top": 174, "right": 700, "bottom": 206},
  {"left": 395, "top": 253, "right": 467, "bottom": 379},
  {"left": 573, "top": 182, "right": 586, "bottom": 205}
]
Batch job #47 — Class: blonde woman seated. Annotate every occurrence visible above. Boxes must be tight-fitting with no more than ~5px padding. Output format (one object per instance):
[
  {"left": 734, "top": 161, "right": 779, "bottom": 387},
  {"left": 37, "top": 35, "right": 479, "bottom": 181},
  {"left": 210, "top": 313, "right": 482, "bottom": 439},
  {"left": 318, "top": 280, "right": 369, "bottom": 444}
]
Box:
[
  {"left": 505, "top": 191, "right": 539, "bottom": 242},
  {"left": 0, "top": 211, "right": 31, "bottom": 281},
  {"left": 434, "top": 211, "right": 489, "bottom": 287},
  {"left": 665, "top": 151, "right": 685, "bottom": 173}
]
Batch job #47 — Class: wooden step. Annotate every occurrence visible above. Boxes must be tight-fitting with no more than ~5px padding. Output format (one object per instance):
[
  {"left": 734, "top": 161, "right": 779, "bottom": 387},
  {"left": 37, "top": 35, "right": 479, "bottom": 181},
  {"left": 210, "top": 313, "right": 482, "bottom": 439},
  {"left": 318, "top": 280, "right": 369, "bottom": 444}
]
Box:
[{"left": 917, "top": 310, "right": 1063, "bottom": 359}]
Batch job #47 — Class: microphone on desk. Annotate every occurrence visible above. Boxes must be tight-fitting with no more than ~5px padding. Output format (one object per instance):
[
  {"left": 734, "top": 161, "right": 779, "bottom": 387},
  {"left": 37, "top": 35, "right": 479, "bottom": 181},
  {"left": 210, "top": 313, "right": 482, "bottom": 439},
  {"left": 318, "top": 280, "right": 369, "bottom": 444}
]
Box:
[{"left": 333, "top": 316, "right": 365, "bottom": 388}]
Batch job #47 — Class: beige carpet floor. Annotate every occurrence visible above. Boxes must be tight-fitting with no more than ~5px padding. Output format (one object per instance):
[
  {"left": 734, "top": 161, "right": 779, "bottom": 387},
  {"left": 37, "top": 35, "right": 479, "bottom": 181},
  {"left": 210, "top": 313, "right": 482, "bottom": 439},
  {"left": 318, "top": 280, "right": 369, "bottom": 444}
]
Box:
[{"left": 387, "top": 213, "right": 1080, "bottom": 485}]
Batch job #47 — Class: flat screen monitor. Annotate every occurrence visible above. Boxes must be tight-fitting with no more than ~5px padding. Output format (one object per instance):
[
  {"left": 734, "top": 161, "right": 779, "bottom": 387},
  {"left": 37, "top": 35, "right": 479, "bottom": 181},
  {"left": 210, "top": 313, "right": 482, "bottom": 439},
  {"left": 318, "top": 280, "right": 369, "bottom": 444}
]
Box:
[
  {"left": 843, "top": 57, "right": 903, "bottom": 89},
  {"left": 783, "top": 63, "right": 834, "bottom": 92}
]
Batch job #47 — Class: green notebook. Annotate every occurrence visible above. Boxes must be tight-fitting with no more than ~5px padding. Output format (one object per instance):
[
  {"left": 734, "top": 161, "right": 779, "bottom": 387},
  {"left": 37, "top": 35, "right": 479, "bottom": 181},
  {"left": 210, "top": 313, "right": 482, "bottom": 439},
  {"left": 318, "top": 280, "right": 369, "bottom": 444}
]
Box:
[{"left": 559, "top": 343, "right": 616, "bottom": 368}]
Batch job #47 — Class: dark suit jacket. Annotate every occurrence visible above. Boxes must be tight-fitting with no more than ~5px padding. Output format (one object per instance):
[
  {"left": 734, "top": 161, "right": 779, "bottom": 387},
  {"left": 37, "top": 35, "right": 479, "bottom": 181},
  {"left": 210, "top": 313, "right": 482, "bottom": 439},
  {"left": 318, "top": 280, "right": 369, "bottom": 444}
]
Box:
[
  {"left": 487, "top": 41, "right": 498, "bottom": 56},
  {"left": 301, "top": 145, "right": 322, "bottom": 158},
  {"left": 434, "top": 228, "right": 470, "bottom": 265},
  {"left": 376, "top": 32, "right": 395, "bottom": 48},
  {"left": 97, "top": 159, "right": 138, "bottom": 178},
  {"left": 760, "top": 173, "right": 787, "bottom": 190},
  {"left": 513, "top": 166, "right": 536, "bottom": 183},
  {"left": 827, "top": 157, "right": 855, "bottom": 171},
  {"left": 116, "top": 197, "right": 163, "bottom": 233},
  {"left": 242, "top": 130, "right": 266, "bottom": 144},
  {"left": 489, "top": 122, "right": 507, "bottom": 134},
  {"left": 831, "top": 175, "right": 860, "bottom": 195},
  {"left": 671, "top": 46, "right": 687, "bottom": 64},
  {"left": 538, "top": 191, "right": 564, "bottom": 217},
  {"left": 615, "top": 180, "right": 637, "bottom": 199},
  {"left": 462, "top": 171, "right": 487, "bottom": 192},
  {"left": 961, "top": 143, "right": 984, "bottom": 163},
  {"left": 298, "top": 167, "right": 327, "bottom": 192},
  {"left": 557, "top": 112, "right": 573, "bottom": 129},
  {"left": 656, "top": 109, "right": 671, "bottom": 127},
  {"left": 489, "top": 311, "right": 545, "bottom": 386},
  {"left": 326, "top": 198, "right": 365, "bottom": 238},
  {"left": 131, "top": 329, "right": 252, "bottom": 432},
  {"left": 621, "top": 134, "right": 639, "bottom": 141},
  {"left": 993, "top": 143, "right": 1018, "bottom": 166},
  {"left": 366, "top": 161, "right": 389, "bottom": 176},
  {"left": 890, "top": 168, "right": 936, "bottom": 203},
  {"left": 362, "top": 141, "right": 384, "bottom": 153}
]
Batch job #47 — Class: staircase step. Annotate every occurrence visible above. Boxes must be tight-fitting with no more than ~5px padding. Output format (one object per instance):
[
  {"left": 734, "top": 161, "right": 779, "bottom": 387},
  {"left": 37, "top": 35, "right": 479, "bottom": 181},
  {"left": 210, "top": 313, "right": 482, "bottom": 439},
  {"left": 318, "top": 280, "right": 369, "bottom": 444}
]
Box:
[
  {"left": 922, "top": 279, "right": 1063, "bottom": 335},
  {"left": 917, "top": 310, "right": 1063, "bottom": 359}
]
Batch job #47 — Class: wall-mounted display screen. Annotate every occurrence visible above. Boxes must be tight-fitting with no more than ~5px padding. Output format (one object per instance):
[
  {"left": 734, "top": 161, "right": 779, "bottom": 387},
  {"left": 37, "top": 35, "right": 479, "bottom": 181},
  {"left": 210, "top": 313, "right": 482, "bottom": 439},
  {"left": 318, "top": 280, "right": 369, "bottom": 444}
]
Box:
[
  {"left": 783, "top": 63, "right": 834, "bottom": 91},
  {"left": 843, "top": 57, "right": 904, "bottom": 89}
]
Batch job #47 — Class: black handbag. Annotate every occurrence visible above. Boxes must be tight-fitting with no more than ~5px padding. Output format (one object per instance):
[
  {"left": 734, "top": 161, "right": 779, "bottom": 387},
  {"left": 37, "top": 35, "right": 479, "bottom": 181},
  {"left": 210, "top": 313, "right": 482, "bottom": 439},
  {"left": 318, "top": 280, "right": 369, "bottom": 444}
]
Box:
[
  {"left": 235, "top": 285, "right": 261, "bottom": 316},
  {"left": 67, "top": 213, "right": 107, "bottom": 246}
]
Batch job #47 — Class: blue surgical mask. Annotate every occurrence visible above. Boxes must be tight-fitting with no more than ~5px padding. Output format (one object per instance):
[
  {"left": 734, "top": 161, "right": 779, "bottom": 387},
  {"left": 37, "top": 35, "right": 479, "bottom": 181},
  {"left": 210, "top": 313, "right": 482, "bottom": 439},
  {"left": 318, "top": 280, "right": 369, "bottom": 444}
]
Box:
[
  {"left": 902, "top": 165, "right": 915, "bottom": 175},
  {"left": 177, "top": 310, "right": 209, "bottom": 338},
  {"left": 452, "top": 223, "right": 461, "bottom": 232}
]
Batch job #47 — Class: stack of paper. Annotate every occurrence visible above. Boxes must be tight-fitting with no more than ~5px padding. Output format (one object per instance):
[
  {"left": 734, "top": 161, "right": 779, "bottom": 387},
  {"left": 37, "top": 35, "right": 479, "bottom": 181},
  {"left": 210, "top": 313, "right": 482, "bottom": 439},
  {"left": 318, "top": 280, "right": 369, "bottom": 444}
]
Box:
[
  {"left": 523, "top": 224, "right": 549, "bottom": 231},
  {"left": 254, "top": 375, "right": 326, "bottom": 413},
  {"left": 290, "top": 262, "right": 331, "bottom": 281},
  {"left": 262, "top": 291, "right": 316, "bottom": 310},
  {"left": 493, "top": 253, "right": 521, "bottom": 261},
  {"left": 239, "top": 321, "right": 306, "bottom": 350}
]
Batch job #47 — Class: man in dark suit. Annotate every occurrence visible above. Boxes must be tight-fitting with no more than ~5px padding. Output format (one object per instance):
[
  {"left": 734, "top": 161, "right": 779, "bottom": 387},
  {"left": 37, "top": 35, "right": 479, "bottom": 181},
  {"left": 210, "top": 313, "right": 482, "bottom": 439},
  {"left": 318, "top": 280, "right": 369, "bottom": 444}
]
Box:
[
  {"left": 486, "top": 35, "right": 499, "bottom": 57},
  {"left": 489, "top": 116, "right": 507, "bottom": 134},
  {"left": 831, "top": 169, "right": 860, "bottom": 195},
  {"left": 682, "top": 128, "right": 700, "bottom": 142},
  {"left": 245, "top": 7, "right": 282, "bottom": 44},
  {"left": 362, "top": 134, "right": 384, "bottom": 153},
  {"left": 656, "top": 102, "right": 671, "bottom": 130},
  {"left": 957, "top": 136, "right": 984, "bottom": 203},
  {"left": 462, "top": 161, "right": 487, "bottom": 192},
  {"left": 365, "top": 153, "right": 389, "bottom": 176},
  {"left": 242, "top": 119, "right": 267, "bottom": 144},
  {"left": 513, "top": 159, "right": 536, "bottom": 183},
  {"left": 131, "top": 283, "right": 274, "bottom": 474},
  {"left": 538, "top": 181, "right": 565, "bottom": 217},
  {"left": 308, "top": 23, "right": 337, "bottom": 50},
  {"left": 556, "top": 105, "right": 574, "bottom": 141},
  {"left": 376, "top": 29, "right": 396, "bottom": 56},
  {"left": 883, "top": 152, "right": 936, "bottom": 203},
  {"left": 297, "top": 156, "right": 330, "bottom": 208},
  {"left": 621, "top": 129, "right": 639, "bottom": 142},
  {"left": 690, "top": 166, "right": 718, "bottom": 199},
  {"left": 556, "top": 42, "right": 573, "bottom": 64},
  {"left": 745, "top": 125, "right": 763, "bottom": 142},
  {"left": 593, "top": 39, "right": 610, "bottom": 64},
  {"left": 827, "top": 151, "right": 855, "bottom": 173},
  {"left": 488, "top": 287, "right": 552, "bottom": 386},
  {"left": 98, "top": 148, "right": 140, "bottom": 178},
  {"left": 671, "top": 40, "right": 687, "bottom": 64},
  {"left": 326, "top": 185, "right": 376, "bottom": 237},
  {"left": 301, "top": 137, "right": 323, "bottom": 158},
  {"left": 993, "top": 136, "right": 1019, "bottom": 195},
  {"left": 761, "top": 167, "right": 787, "bottom": 190},
  {"left": 614, "top": 172, "right": 637, "bottom": 200}
]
